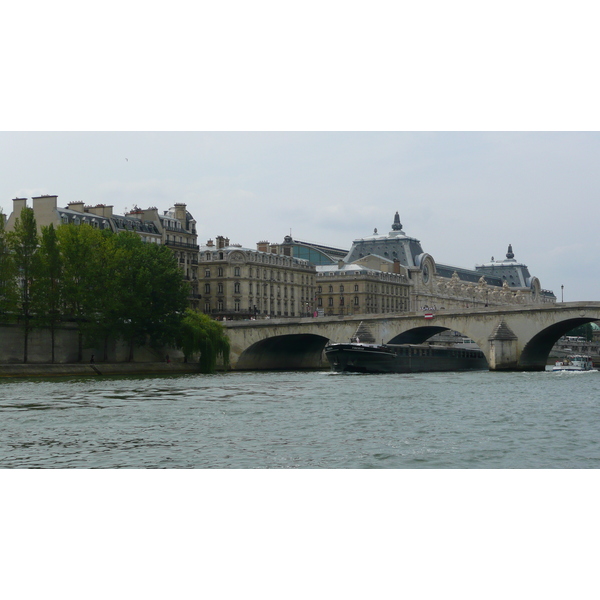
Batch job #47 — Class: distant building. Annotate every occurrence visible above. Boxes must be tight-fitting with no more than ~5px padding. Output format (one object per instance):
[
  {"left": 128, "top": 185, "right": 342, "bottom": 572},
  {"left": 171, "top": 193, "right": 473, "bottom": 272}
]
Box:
[
  {"left": 274, "top": 236, "right": 348, "bottom": 265},
  {"left": 5, "top": 196, "right": 201, "bottom": 309},
  {"left": 286, "top": 211, "right": 555, "bottom": 314},
  {"left": 125, "top": 204, "right": 200, "bottom": 307},
  {"left": 199, "top": 236, "right": 316, "bottom": 319},
  {"left": 316, "top": 261, "right": 411, "bottom": 316}
]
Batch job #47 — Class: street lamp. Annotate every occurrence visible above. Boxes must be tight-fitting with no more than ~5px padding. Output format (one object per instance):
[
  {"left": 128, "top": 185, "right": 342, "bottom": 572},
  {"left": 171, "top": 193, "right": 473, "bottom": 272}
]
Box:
[{"left": 561, "top": 285, "right": 564, "bottom": 303}]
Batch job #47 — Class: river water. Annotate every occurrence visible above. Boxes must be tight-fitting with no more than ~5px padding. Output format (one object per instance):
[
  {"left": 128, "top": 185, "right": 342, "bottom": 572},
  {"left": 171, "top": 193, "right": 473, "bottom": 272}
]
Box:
[{"left": 1, "top": 368, "right": 599, "bottom": 468}]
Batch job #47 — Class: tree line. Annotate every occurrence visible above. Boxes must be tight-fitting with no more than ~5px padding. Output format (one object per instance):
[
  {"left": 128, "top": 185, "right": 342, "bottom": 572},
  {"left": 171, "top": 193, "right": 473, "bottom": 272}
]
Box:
[{"left": 0, "top": 207, "right": 229, "bottom": 371}]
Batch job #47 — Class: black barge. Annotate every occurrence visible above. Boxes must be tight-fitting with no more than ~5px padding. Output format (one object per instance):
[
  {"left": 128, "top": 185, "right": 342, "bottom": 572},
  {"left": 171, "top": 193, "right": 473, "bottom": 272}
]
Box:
[{"left": 325, "top": 342, "right": 488, "bottom": 374}]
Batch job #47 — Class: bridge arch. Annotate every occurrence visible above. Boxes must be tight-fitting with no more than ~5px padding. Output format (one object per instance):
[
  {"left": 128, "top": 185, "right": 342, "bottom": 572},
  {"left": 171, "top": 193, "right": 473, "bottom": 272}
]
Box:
[
  {"left": 388, "top": 326, "right": 451, "bottom": 345},
  {"left": 519, "top": 317, "right": 598, "bottom": 370},
  {"left": 235, "top": 333, "right": 330, "bottom": 370}
]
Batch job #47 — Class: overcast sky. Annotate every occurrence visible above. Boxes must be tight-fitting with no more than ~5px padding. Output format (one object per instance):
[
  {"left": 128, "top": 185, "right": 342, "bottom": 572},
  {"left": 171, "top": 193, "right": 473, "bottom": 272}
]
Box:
[{"left": 0, "top": 131, "right": 598, "bottom": 301}]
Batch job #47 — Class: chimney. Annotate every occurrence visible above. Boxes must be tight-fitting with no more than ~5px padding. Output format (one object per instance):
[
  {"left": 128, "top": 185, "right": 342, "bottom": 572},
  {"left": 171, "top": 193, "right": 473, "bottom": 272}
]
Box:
[
  {"left": 206, "top": 239, "right": 215, "bottom": 247},
  {"left": 173, "top": 203, "right": 187, "bottom": 221},
  {"left": 85, "top": 204, "right": 114, "bottom": 218},
  {"left": 216, "top": 235, "right": 226, "bottom": 249},
  {"left": 67, "top": 201, "right": 85, "bottom": 213},
  {"left": 270, "top": 244, "right": 278, "bottom": 254},
  {"left": 12, "top": 197, "right": 28, "bottom": 216},
  {"left": 257, "top": 241, "right": 269, "bottom": 253},
  {"left": 393, "top": 259, "right": 400, "bottom": 274},
  {"left": 31, "top": 195, "right": 58, "bottom": 230},
  {"left": 6, "top": 198, "right": 29, "bottom": 231}
]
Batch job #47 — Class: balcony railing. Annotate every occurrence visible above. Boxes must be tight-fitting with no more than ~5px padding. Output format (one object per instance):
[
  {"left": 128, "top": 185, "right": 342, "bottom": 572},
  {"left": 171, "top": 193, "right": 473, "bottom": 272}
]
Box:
[{"left": 164, "top": 240, "right": 200, "bottom": 250}]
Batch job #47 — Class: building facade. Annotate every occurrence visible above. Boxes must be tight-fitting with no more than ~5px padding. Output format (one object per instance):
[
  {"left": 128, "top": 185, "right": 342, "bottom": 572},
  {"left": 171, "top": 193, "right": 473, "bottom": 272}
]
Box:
[
  {"left": 316, "top": 261, "right": 411, "bottom": 316},
  {"left": 199, "top": 236, "right": 316, "bottom": 319},
  {"left": 286, "top": 211, "right": 555, "bottom": 316}
]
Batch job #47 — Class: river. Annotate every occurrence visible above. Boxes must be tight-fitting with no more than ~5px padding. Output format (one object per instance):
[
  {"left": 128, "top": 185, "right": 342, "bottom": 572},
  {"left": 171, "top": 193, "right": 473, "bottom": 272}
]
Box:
[{"left": 1, "top": 368, "right": 599, "bottom": 468}]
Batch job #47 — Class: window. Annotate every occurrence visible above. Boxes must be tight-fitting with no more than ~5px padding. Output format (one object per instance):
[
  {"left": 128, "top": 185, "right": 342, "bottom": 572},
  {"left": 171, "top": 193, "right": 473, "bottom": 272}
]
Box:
[
  {"left": 217, "top": 267, "right": 223, "bottom": 277},
  {"left": 317, "top": 286, "right": 322, "bottom": 293},
  {"left": 234, "top": 267, "right": 241, "bottom": 277},
  {"left": 354, "top": 284, "right": 359, "bottom": 292},
  {"left": 217, "top": 283, "right": 224, "bottom": 294},
  {"left": 354, "top": 296, "right": 359, "bottom": 306},
  {"left": 205, "top": 269, "right": 211, "bottom": 277},
  {"left": 329, "top": 285, "right": 333, "bottom": 293},
  {"left": 234, "top": 282, "right": 241, "bottom": 294},
  {"left": 328, "top": 298, "right": 333, "bottom": 307},
  {"left": 204, "top": 302, "right": 210, "bottom": 313},
  {"left": 204, "top": 283, "right": 211, "bottom": 294},
  {"left": 340, "top": 297, "right": 345, "bottom": 306},
  {"left": 340, "top": 285, "right": 344, "bottom": 293}
]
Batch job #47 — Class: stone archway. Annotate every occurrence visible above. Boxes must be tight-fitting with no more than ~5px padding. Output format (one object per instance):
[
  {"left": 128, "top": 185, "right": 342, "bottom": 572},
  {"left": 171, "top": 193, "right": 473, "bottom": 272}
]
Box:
[
  {"left": 235, "top": 333, "right": 330, "bottom": 370},
  {"left": 519, "top": 317, "right": 598, "bottom": 370}
]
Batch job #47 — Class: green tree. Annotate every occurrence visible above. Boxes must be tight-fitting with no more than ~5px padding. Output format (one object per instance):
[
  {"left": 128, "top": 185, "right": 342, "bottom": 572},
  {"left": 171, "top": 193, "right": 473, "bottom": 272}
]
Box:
[
  {"left": 31, "top": 224, "right": 63, "bottom": 362},
  {"left": 567, "top": 323, "right": 593, "bottom": 342},
  {"left": 177, "top": 309, "right": 230, "bottom": 372},
  {"left": 111, "top": 233, "right": 189, "bottom": 360},
  {"left": 7, "top": 207, "right": 39, "bottom": 362},
  {"left": 56, "top": 223, "right": 111, "bottom": 361},
  {"left": 0, "top": 211, "right": 18, "bottom": 320}
]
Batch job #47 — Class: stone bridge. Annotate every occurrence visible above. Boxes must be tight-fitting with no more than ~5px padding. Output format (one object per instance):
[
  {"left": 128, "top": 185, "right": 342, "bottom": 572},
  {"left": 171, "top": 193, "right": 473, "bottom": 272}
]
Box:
[{"left": 222, "top": 302, "right": 600, "bottom": 371}]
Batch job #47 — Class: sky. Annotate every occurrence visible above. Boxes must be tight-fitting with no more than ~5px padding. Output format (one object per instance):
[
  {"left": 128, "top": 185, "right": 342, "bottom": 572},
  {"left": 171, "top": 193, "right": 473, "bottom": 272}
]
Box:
[{"left": 1, "top": 131, "right": 598, "bottom": 301}]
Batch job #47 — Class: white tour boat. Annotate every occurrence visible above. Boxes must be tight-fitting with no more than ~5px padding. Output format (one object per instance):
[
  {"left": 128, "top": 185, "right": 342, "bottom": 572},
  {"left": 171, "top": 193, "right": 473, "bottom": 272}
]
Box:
[{"left": 552, "top": 355, "right": 595, "bottom": 372}]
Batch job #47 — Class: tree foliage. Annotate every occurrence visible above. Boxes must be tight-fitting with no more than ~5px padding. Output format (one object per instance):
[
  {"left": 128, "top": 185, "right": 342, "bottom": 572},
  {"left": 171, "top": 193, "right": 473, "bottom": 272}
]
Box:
[
  {"left": 178, "top": 309, "right": 230, "bottom": 373},
  {"left": 567, "top": 323, "right": 594, "bottom": 342},
  {"left": 0, "top": 219, "right": 196, "bottom": 363},
  {"left": 0, "top": 211, "right": 18, "bottom": 317},
  {"left": 7, "top": 207, "right": 39, "bottom": 362},
  {"left": 31, "top": 224, "right": 63, "bottom": 362}
]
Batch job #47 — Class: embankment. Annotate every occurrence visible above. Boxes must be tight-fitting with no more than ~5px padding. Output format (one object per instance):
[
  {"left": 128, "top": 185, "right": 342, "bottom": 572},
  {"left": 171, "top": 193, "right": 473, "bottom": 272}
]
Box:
[{"left": 0, "top": 362, "right": 203, "bottom": 378}]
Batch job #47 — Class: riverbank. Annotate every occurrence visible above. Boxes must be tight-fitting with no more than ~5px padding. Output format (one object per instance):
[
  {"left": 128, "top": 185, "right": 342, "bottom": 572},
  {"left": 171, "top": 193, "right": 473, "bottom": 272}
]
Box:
[{"left": 0, "top": 362, "right": 204, "bottom": 378}]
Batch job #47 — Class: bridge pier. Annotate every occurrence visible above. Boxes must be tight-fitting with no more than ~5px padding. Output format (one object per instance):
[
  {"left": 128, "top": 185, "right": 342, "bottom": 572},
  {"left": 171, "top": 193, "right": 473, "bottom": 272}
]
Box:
[{"left": 487, "top": 319, "right": 519, "bottom": 371}]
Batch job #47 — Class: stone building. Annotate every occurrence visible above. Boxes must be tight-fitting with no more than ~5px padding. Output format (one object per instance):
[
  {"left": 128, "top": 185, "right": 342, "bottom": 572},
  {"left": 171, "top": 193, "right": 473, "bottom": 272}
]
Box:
[
  {"left": 124, "top": 204, "right": 200, "bottom": 308},
  {"left": 285, "top": 211, "right": 555, "bottom": 316},
  {"left": 5, "top": 196, "right": 201, "bottom": 309},
  {"left": 316, "top": 261, "right": 411, "bottom": 316},
  {"left": 199, "top": 236, "right": 316, "bottom": 319}
]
